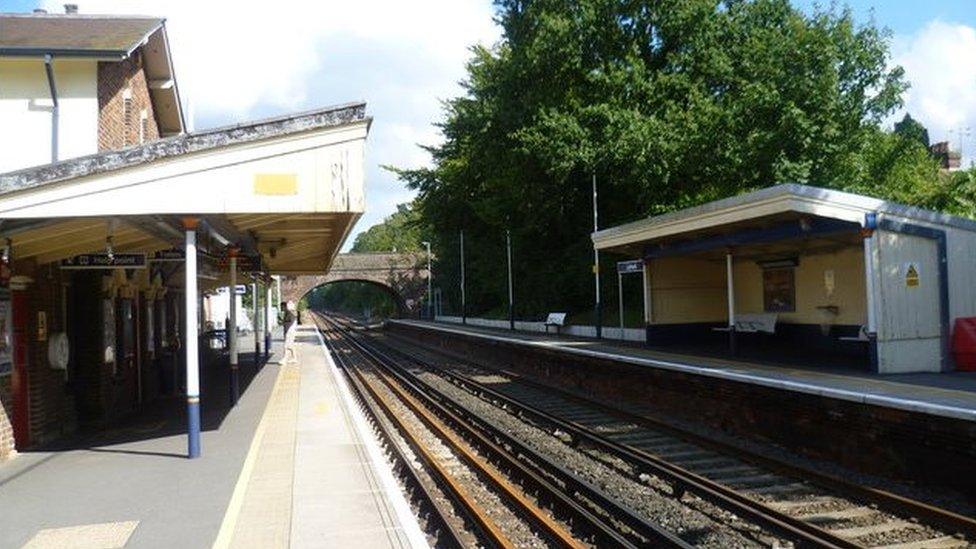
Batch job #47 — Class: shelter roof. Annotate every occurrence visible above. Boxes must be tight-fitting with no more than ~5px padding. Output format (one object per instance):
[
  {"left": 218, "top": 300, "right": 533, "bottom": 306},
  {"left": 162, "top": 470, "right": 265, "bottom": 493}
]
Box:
[{"left": 593, "top": 184, "right": 976, "bottom": 253}]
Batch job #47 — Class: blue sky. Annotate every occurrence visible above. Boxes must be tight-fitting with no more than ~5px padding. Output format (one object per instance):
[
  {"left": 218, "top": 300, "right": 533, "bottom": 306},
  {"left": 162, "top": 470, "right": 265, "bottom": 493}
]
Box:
[{"left": 5, "top": 0, "right": 976, "bottom": 247}]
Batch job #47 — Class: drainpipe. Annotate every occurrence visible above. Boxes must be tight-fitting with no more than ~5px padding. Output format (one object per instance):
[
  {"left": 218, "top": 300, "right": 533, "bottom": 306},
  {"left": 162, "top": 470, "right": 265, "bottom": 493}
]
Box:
[{"left": 43, "top": 54, "right": 59, "bottom": 162}]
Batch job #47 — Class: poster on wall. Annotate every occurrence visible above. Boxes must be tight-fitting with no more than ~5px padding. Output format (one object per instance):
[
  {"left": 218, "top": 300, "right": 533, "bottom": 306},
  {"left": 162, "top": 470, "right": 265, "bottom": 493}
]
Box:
[
  {"left": 103, "top": 299, "right": 116, "bottom": 370},
  {"left": 0, "top": 289, "right": 11, "bottom": 376}
]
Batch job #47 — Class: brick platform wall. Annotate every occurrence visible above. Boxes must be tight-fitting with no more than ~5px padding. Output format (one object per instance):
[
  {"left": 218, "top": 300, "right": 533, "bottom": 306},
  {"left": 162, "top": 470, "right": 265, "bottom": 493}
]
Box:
[
  {"left": 26, "top": 264, "right": 75, "bottom": 446},
  {"left": 0, "top": 377, "right": 13, "bottom": 460},
  {"left": 97, "top": 52, "right": 160, "bottom": 151}
]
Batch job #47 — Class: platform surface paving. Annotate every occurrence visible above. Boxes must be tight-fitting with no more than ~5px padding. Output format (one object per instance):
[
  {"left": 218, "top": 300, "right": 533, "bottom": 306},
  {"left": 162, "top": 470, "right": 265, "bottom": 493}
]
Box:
[
  {"left": 394, "top": 320, "right": 976, "bottom": 420},
  {"left": 0, "top": 327, "right": 426, "bottom": 548}
]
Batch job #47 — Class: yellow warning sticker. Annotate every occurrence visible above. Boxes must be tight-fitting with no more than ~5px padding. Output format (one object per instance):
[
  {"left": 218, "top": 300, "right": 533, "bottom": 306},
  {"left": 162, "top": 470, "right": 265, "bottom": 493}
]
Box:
[
  {"left": 253, "top": 173, "right": 298, "bottom": 195},
  {"left": 905, "top": 263, "right": 920, "bottom": 288}
]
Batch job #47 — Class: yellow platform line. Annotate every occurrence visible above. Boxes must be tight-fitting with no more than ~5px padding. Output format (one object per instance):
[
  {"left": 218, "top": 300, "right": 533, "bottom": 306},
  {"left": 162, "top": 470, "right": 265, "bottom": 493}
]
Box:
[{"left": 212, "top": 353, "right": 297, "bottom": 549}]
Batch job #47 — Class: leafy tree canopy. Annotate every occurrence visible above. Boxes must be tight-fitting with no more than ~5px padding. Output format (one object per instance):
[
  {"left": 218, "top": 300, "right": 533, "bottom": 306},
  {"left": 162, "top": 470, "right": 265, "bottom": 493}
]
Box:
[
  {"left": 351, "top": 201, "right": 424, "bottom": 253},
  {"left": 392, "top": 0, "right": 964, "bottom": 320},
  {"left": 893, "top": 113, "right": 931, "bottom": 149}
]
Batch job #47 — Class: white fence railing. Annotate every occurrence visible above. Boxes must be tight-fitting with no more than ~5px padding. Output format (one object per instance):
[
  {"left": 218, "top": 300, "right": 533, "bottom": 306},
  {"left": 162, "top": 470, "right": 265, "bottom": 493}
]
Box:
[{"left": 433, "top": 315, "right": 646, "bottom": 342}]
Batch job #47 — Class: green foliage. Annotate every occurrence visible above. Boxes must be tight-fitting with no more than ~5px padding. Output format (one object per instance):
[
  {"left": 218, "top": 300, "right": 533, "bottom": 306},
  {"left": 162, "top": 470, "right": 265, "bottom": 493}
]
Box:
[
  {"left": 306, "top": 281, "right": 399, "bottom": 319},
  {"left": 893, "top": 113, "right": 931, "bottom": 149},
  {"left": 351, "top": 201, "right": 424, "bottom": 253},
  {"left": 395, "top": 0, "right": 957, "bottom": 321}
]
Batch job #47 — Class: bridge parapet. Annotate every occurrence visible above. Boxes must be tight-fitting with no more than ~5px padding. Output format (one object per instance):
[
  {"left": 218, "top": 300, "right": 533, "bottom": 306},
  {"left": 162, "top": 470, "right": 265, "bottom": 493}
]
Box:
[{"left": 281, "top": 252, "right": 429, "bottom": 316}]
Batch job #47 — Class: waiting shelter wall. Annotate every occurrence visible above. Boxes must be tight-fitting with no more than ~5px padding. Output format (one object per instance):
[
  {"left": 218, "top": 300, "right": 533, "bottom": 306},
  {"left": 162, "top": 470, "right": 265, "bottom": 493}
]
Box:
[
  {"left": 732, "top": 246, "right": 867, "bottom": 327},
  {"left": 648, "top": 256, "right": 726, "bottom": 324}
]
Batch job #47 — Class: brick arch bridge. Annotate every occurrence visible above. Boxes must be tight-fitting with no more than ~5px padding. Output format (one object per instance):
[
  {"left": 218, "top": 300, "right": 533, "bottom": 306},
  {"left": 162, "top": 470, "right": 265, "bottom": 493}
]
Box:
[{"left": 281, "top": 252, "right": 429, "bottom": 317}]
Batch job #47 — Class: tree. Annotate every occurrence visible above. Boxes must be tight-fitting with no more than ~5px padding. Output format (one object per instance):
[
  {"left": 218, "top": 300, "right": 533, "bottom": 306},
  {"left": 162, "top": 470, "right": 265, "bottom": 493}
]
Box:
[
  {"left": 893, "top": 113, "right": 931, "bottom": 149},
  {"left": 351, "top": 201, "right": 424, "bottom": 253},
  {"left": 395, "top": 0, "right": 930, "bottom": 320}
]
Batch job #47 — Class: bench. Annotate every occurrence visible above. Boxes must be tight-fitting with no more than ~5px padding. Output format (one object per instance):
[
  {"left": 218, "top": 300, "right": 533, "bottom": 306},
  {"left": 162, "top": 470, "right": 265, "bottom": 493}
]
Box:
[
  {"left": 713, "top": 313, "right": 778, "bottom": 334},
  {"left": 544, "top": 312, "right": 567, "bottom": 334},
  {"left": 838, "top": 325, "right": 870, "bottom": 342}
]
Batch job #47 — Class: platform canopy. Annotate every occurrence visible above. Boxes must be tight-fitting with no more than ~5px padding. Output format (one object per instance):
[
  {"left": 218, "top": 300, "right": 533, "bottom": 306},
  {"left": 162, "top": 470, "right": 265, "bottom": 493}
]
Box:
[
  {"left": 0, "top": 102, "right": 370, "bottom": 282},
  {"left": 591, "top": 183, "right": 976, "bottom": 258}
]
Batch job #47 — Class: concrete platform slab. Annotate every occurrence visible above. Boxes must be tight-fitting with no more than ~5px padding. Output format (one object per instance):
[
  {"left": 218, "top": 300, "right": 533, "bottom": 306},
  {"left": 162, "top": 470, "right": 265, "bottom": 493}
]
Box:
[{"left": 214, "top": 325, "right": 426, "bottom": 549}]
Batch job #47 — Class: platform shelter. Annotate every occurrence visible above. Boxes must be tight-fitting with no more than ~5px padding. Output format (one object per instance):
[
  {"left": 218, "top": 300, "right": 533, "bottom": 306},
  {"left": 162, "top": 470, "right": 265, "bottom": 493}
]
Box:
[
  {"left": 592, "top": 184, "right": 976, "bottom": 374},
  {"left": 0, "top": 102, "right": 369, "bottom": 458}
]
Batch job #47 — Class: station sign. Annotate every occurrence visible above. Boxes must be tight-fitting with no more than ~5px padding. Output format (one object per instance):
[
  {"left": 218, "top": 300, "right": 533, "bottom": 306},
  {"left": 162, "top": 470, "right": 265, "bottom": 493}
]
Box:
[
  {"left": 61, "top": 253, "right": 147, "bottom": 270},
  {"left": 217, "top": 285, "right": 248, "bottom": 295},
  {"left": 218, "top": 254, "right": 263, "bottom": 273},
  {"left": 150, "top": 248, "right": 185, "bottom": 262},
  {"left": 616, "top": 259, "right": 644, "bottom": 274}
]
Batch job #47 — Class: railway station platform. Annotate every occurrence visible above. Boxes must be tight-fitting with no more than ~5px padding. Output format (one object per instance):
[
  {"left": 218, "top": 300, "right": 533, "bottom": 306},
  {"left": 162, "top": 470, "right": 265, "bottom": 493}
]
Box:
[
  {"left": 390, "top": 319, "right": 976, "bottom": 421},
  {"left": 0, "top": 325, "right": 426, "bottom": 548}
]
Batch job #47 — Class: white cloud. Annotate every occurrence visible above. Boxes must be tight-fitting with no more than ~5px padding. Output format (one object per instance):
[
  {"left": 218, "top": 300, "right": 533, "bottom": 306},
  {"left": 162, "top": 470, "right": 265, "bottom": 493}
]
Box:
[
  {"left": 893, "top": 20, "right": 976, "bottom": 165},
  {"left": 42, "top": 0, "right": 499, "bottom": 247}
]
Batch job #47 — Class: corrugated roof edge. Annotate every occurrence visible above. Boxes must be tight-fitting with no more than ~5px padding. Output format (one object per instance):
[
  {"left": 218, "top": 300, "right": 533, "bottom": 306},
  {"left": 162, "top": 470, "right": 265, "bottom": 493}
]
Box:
[
  {"left": 592, "top": 183, "right": 976, "bottom": 243},
  {"left": 0, "top": 101, "right": 369, "bottom": 194}
]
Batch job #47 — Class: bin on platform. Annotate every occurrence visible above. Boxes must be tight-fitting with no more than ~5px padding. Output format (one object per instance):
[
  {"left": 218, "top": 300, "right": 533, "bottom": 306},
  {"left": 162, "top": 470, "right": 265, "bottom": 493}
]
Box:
[{"left": 952, "top": 317, "right": 976, "bottom": 371}]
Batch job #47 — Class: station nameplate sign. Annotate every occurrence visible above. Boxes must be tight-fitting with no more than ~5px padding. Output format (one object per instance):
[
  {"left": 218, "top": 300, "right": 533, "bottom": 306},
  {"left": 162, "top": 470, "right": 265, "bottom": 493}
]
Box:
[
  {"left": 150, "top": 249, "right": 185, "bottom": 262},
  {"left": 61, "top": 253, "right": 147, "bottom": 269},
  {"left": 616, "top": 260, "right": 644, "bottom": 274}
]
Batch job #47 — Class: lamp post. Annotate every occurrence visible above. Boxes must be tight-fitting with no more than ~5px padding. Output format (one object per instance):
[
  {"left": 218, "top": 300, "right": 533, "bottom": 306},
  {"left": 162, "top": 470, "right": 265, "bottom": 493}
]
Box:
[
  {"left": 506, "top": 229, "right": 514, "bottom": 330},
  {"left": 459, "top": 230, "right": 466, "bottom": 325},
  {"left": 422, "top": 241, "right": 432, "bottom": 320},
  {"left": 592, "top": 174, "right": 602, "bottom": 339}
]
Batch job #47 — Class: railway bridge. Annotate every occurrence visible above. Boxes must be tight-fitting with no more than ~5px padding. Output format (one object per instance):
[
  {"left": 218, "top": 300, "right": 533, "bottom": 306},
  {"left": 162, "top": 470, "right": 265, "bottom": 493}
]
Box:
[{"left": 280, "top": 252, "right": 429, "bottom": 316}]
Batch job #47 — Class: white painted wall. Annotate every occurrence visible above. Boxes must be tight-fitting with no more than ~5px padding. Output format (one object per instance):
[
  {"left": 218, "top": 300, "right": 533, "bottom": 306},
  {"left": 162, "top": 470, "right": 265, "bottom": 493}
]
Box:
[
  {"left": 433, "top": 315, "right": 647, "bottom": 342},
  {"left": 0, "top": 58, "right": 99, "bottom": 173}
]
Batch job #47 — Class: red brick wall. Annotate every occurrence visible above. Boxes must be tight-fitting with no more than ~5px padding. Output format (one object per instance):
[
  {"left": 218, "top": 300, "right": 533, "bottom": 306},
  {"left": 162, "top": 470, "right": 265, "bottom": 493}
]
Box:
[
  {"left": 0, "top": 377, "right": 13, "bottom": 460},
  {"left": 97, "top": 51, "right": 161, "bottom": 151},
  {"left": 25, "top": 264, "right": 76, "bottom": 446}
]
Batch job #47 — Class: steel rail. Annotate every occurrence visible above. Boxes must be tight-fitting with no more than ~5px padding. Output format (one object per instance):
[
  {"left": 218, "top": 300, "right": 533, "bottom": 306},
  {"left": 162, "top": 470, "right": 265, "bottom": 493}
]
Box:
[
  {"left": 325, "top": 325, "right": 586, "bottom": 548},
  {"left": 362, "top": 322, "right": 867, "bottom": 548},
  {"left": 322, "top": 313, "right": 694, "bottom": 548},
  {"left": 430, "top": 349, "right": 976, "bottom": 543},
  {"left": 320, "top": 323, "right": 509, "bottom": 548}
]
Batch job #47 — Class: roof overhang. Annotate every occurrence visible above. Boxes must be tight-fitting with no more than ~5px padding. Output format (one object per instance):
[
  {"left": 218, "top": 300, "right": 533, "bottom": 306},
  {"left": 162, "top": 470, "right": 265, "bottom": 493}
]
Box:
[
  {"left": 0, "top": 102, "right": 370, "bottom": 277},
  {"left": 593, "top": 184, "right": 976, "bottom": 256},
  {"left": 0, "top": 13, "right": 184, "bottom": 134}
]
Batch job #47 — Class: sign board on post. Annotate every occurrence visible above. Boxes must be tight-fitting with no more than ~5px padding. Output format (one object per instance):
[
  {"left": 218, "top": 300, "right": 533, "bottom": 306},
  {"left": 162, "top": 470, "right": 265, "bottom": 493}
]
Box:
[
  {"left": 617, "top": 259, "right": 644, "bottom": 274},
  {"left": 61, "top": 253, "right": 147, "bottom": 270},
  {"left": 150, "top": 248, "right": 185, "bottom": 262}
]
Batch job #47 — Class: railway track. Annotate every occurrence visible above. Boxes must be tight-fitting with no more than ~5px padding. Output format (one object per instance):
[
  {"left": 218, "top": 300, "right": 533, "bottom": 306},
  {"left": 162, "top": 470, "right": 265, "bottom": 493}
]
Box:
[
  {"left": 367, "top": 321, "right": 976, "bottom": 549},
  {"left": 316, "top": 312, "right": 696, "bottom": 548},
  {"left": 318, "top": 312, "right": 976, "bottom": 548}
]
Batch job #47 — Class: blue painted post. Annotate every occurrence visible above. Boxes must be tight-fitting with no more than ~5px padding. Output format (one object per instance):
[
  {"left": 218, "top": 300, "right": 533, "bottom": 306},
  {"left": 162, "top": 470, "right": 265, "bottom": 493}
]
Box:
[
  {"left": 183, "top": 218, "right": 201, "bottom": 459},
  {"left": 253, "top": 280, "right": 261, "bottom": 365},
  {"left": 264, "top": 281, "right": 272, "bottom": 359},
  {"left": 229, "top": 250, "right": 239, "bottom": 405}
]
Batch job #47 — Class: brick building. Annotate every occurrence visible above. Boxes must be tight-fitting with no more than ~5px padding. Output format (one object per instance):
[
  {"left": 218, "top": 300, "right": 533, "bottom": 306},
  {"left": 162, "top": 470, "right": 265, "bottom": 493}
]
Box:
[{"left": 0, "top": 9, "right": 184, "bottom": 459}]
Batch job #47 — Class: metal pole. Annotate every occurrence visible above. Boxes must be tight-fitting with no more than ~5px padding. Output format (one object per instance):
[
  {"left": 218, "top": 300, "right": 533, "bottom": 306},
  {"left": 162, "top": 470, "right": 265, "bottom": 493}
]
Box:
[
  {"left": 618, "top": 271, "right": 624, "bottom": 340},
  {"left": 253, "top": 280, "right": 260, "bottom": 366},
  {"left": 862, "top": 215, "right": 879, "bottom": 371},
  {"left": 726, "top": 251, "right": 736, "bottom": 355},
  {"left": 506, "top": 229, "right": 514, "bottom": 331},
  {"left": 643, "top": 260, "right": 651, "bottom": 324},
  {"left": 183, "top": 218, "right": 201, "bottom": 458},
  {"left": 228, "top": 252, "right": 239, "bottom": 405},
  {"left": 265, "top": 281, "right": 272, "bottom": 358},
  {"left": 593, "top": 174, "right": 602, "bottom": 339},
  {"left": 460, "top": 230, "right": 466, "bottom": 325},
  {"left": 423, "top": 241, "right": 432, "bottom": 320}
]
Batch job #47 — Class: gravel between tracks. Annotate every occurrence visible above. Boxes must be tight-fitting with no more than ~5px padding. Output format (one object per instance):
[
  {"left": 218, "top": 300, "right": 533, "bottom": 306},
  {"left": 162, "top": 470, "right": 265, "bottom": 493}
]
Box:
[
  {"left": 333, "top": 336, "right": 555, "bottom": 547},
  {"left": 378, "top": 329, "right": 976, "bottom": 548},
  {"left": 360, "top": 332, "right": 771, "bottom": 548}
]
